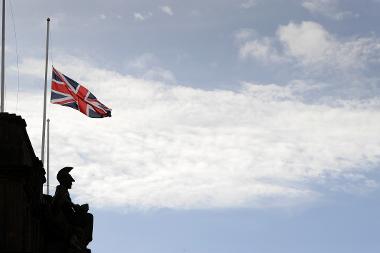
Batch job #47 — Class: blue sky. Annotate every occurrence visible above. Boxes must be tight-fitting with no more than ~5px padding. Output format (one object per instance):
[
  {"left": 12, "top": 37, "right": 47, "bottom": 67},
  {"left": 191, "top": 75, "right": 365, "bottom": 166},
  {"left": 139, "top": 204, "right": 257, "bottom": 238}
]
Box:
[
  {"left": 93, "top": 190, "right": 380, "bottom": 253},
  {"left": 2, "top": 0, "right": 380, "bottom": 252}
]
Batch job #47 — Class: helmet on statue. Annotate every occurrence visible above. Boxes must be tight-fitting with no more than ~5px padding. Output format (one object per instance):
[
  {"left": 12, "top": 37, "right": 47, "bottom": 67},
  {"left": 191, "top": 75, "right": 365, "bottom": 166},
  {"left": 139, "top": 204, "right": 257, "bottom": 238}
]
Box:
[{"left": 57, "top": 166, "right": 75, "bottom": 184}]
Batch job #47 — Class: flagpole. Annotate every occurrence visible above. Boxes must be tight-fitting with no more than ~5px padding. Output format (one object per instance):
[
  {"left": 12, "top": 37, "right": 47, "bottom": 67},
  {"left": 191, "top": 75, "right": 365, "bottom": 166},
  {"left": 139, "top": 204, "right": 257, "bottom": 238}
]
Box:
[
  {"left": 46, "top": 118, "right": 50, "bottom": 195},
  {"left": 1, "top": 0, "right": 5, "bottom": 112},
  {"left": 41, "top": 17, "right": 50, "bottom": 165}
]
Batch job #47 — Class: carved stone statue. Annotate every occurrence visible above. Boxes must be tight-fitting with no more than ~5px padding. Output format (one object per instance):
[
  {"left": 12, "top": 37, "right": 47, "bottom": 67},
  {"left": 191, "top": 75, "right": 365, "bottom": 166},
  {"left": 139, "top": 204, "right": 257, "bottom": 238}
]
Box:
[{"left": 50, "top": 167, "right": 93, "bottom": 253}]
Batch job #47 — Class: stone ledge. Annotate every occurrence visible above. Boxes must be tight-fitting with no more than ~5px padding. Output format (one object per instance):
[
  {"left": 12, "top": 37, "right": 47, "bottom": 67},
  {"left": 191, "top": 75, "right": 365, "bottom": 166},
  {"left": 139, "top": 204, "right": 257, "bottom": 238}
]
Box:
[{"left": 0, "top": 112, "right": 27, "bottom": 127}]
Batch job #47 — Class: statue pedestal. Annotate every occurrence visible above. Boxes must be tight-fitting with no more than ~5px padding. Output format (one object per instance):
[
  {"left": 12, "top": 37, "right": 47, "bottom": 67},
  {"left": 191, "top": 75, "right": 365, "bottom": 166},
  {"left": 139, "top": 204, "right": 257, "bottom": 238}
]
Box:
[{"left": 0, "top": 113, "right": 46, "bottom": 253}]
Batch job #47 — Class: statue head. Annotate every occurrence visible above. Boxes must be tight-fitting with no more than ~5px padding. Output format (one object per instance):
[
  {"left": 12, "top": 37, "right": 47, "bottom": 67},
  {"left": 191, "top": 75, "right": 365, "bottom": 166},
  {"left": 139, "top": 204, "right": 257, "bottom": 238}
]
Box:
[{"left": 57, "top": 166, "right": 75, "bottom": 189}]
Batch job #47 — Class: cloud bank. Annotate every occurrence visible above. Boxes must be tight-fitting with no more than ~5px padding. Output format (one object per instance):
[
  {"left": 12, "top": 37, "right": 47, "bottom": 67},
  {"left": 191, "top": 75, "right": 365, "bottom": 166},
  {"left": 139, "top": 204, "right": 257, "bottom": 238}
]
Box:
[
  {"left": 8, "top": 56, "right": 380, "bottom": 210},
  {"left": 238, "top": 21, "right": 380, "bottom": 73}
]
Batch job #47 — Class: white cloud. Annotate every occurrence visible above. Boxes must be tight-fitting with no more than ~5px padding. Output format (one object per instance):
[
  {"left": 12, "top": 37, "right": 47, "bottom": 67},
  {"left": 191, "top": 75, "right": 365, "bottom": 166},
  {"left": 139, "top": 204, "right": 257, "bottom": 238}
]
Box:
[
  {"left": 239, "top": 37, "right": 286, "bottom": 63},
  {"left": 99, "top": 14, "right": 106, "bottom": 20},
  {"left": 238, "top": 21, "right": 380, "bottom": 72},
  {"left": 11, "top": 56, "right": 380, "bottom": 210},
  {"left": 142, "top": 67, "right": 176, "bottom": 83},
  {"left": 127, "top": 53, "right": 176, "bottom": 83},
  {"left": 277, "top": 21, "right": 335, "bottom": 67},
  {"left": 235, "top": 29, "right": 255, "bottom": 42},
  {"left": 11, "top": 57, "right": 44, "bottom": 77},
  {"left": 277, "top": 21, "right": 380, "bottom": 70},
  {"left": 128, "top": 53, "right": 157, "bottom": 70},
  {"left": 160, "top": 5, "right": 174, "bottom": 16},
  {"left": 241, "top": 0, "right": 257, "bottom": 9},
  {"left": 302, "top": 0, "right": 357, "bottom": 20},
  {"left": 133, "top": 12, "right": 152, "bottom": 21}
]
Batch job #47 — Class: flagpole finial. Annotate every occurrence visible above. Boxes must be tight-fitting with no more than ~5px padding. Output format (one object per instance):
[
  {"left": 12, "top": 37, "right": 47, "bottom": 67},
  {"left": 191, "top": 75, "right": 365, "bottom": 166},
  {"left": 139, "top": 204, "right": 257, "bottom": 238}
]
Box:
[{"left": 47, "top": 17, "right": 50, "bottom": 22}]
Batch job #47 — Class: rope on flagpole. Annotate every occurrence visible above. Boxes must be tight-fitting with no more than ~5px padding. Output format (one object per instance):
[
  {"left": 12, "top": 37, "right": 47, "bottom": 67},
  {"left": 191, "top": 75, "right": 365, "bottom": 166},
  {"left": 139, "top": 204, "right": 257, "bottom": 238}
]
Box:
[{"left": 49, "top": 21, "right": 54, "bottom": 67}]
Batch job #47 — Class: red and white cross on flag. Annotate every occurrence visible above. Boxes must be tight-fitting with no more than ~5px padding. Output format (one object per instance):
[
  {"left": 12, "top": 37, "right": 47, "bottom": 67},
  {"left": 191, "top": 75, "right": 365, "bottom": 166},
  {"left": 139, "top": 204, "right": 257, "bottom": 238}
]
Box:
[{"left": 50, "top": 67, "right": 111, "bottom": 118}]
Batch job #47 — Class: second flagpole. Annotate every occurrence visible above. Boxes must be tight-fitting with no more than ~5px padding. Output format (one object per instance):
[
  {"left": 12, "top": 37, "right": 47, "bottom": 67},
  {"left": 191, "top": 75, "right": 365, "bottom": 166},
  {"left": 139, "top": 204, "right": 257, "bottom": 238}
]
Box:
[
  {"left": 41, "top": 18, "right": 50, "bottom": 169},
  {"left": 47, "top": 118, "right": 50, "bottom": 195}
]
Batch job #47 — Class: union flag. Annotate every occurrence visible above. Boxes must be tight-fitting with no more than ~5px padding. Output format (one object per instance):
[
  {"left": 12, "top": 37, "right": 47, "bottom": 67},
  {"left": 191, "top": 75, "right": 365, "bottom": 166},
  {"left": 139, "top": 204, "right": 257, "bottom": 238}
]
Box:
[{"left": 51, "top": 67, "right": 111, "bottom": 118}]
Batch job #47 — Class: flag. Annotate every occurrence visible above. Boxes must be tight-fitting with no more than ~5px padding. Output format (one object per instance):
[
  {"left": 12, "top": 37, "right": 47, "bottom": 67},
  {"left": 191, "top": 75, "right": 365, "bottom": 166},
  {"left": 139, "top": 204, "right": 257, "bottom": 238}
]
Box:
[{"left": 51, "top": 67, "right": 111, "bottom": 118}]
